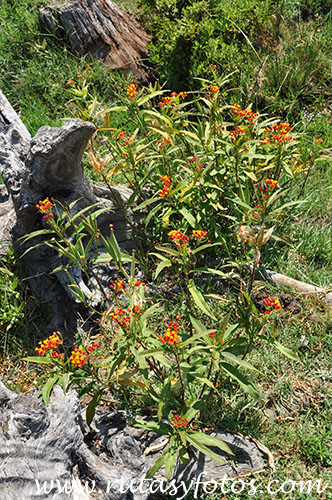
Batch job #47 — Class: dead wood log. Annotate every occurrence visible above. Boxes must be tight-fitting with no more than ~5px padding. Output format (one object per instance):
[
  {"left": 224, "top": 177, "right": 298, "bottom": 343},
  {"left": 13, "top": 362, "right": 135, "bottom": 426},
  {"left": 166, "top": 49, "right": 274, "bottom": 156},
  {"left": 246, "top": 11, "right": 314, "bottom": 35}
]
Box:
[
  {"left": 256, "top": 267, "right": 332, "bottom": 305},
  {"left": 0, "top": 378, "right": 266, "bottom": 499},
  {"left": 0, "top": 89, "right": 137, "bottom": 332},
  {"left": 39, "top": 0, "right": 151, "bottom": 78}
]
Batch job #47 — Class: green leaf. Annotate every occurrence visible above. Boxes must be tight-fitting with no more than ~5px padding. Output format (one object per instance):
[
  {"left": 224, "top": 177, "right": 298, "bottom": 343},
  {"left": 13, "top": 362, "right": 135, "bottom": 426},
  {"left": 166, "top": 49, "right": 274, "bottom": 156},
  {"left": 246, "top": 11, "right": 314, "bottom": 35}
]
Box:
[
  {"left": 272, "top": 340, "right": 301, "bottom": 362},
  {"left": 132, "top": 419, "right": 172, "bottom": 435},
  {"left": 179, "top": 207, "right": 196, "bottom": 227},
  {"left": 137, "top": 90, "right": 166, "bottom": 106},
  {"left": 57, "top": 373, "right": 72, "bottom": 392},
  {"left": 187, "top": 431, "right": 234, "bottom": 455},
  {"left": 188, "top": 280, "right": 216, "bottom": 319},
  {"left": 183, "top": 399, "right": 206, "bottom": 421},
  {"left": 220, "top": 362, "right": 259, "bottom": 398},
  {"left": 221, "top": 352, "right": 260, "bottom": 372},
  {"left": 42, "top": 374, "right": 60, "bottom": 406},
  {"left": 154, "top": 245, "right": 181, "bottom": 257},
  {"left": 22, "top": 356, "right": 53, "bottom": 364},
  {"left": 154, "top": 259, "right": 172, "bottom": 279},
  {"left": 192, "top": 242, "right": 222, "bottom": 255},
  {"left": 186, "top": 434, "right": 226, "bottom": 464},
  {"left": 189, "top": 315, "right": 209, "bottom": 334},
  {"left": 165, "top": 436, "right": 178, "bottom": 480},
  {"left": 134, "top": 196, "right": 160, "bottom": 212},
  {"left": 86, "top": 389, "right": 104, "bottom": 427},
  {"left": 145, "top": 447, "right": 169, "bottom": 479}
]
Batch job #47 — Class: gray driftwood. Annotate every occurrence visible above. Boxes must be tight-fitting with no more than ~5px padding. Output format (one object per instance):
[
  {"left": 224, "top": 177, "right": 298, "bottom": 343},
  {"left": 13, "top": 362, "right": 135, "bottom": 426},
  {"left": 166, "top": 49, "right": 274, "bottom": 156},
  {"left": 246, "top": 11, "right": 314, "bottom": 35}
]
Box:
[
  {"left": 39, "top": 0, "right": 151, "bottom": 78},
  {"left": 256, "top": 268, "right": 332, "bottom": 305},
  {"left": 0, "top": 90, "right": 136, "bottom": 332},
  {"left": 0, "top": 378, "right": 266, "bottom": 499}
]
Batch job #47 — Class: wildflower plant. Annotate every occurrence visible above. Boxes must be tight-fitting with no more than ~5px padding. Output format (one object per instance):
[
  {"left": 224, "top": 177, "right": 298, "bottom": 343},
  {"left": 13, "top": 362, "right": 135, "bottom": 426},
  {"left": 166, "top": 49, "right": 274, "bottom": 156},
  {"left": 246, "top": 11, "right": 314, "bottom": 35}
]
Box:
[{"left": 21, "top": 74, "right": 314, "bottom": 480}]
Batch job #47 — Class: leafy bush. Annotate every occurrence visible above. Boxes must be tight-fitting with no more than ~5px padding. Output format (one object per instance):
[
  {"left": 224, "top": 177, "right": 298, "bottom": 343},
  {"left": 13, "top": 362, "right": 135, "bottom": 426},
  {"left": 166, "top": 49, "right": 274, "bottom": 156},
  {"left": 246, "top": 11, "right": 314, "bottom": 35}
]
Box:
[{"left": 21, "top": 79, "right": 321, "bottom": 479}]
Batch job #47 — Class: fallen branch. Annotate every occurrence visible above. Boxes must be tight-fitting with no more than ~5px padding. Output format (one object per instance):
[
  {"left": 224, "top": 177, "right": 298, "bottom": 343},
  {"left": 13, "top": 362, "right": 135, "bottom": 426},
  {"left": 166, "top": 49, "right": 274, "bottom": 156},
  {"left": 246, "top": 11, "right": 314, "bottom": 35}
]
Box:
[{"left": 256, "top": 267, "right": 332, "bottom": 305}]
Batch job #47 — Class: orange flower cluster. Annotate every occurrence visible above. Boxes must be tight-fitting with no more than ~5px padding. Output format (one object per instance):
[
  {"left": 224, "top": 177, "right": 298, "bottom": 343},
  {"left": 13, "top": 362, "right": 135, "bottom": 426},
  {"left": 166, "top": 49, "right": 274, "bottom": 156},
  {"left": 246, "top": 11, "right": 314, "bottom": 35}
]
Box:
[
  {"left": 159, "top": 321, "right": 181, "bottom": 346},
  {"left": 158, "top": 138, "right": 170, "bottom": 149},
  {"left": 205, "top": 84, "right": 219, "bottom": 97},
  {"left": 35, "top": 332, "right": 62, "bottom": 356},
  {"left": 117, "top": 131, "right": 126, "bottom": 140},
  {"left": 110, "top": 278, "right": 126, "bottom": 294},
  {"left": 265, "top": 178, "right": 278, "bottom": 189},
  {"left": 232, "top": 105, "right": 258, "bottom": 122},
  {"left": 158, "top": 96, "right": 176, "bottom": 108},
  {"left": 209, "top": 85, "right": 219, "bottom": 93},
  {"left": 229, "top": 125, "right": 246, "bottom": 139},
  {"left": 262, "top": 123, "right": 294, "bottom": 144},
  {"left": 36, "top": 197, "right": 54, "bottom": 220},
  {"left": 134, "top": 280, "right": 146, "bottom": 287},
  {"left": 119, "top": 134, "right": 134, "bottom": 147},
  {"left": 51, "top": 351, "right": 64, "bottom": 359},
  {"left": 168, "top": 230, "right": 189, "bottom": 246},
  {"left": 258, "top": 178, "right": 278, "bottom": 200},
  {"left": 87, "top": 341, "right": 100, "bottom": 352},
  {"left": 262, "top": 296, "right": 283, "bottom": 314},
  {"left": 192, "top": 230, "right": 207, "bottom": 238},
  {"left": 253, "top": 205, "right": 264, "bottom": 219},
  {"left": 111, "top": 305, "right": 140, "bottom": 329},
  {"left": 208, "top": 332, "right": 223, "bottom": 344},
  {"left": 127, "top": 83, "right": 138, "bottom": 99},
  {"left": 70, "top": 347, "right": 90, "bottom": 368},
  {"left": 171, "top": 415, "right": 189, "bottom": 428},
  {"left": 158, "top": 92, "right": 187, "bottom": 108},
  {"left": 159, "top": 175, "right": 172, "bottom": 197}
]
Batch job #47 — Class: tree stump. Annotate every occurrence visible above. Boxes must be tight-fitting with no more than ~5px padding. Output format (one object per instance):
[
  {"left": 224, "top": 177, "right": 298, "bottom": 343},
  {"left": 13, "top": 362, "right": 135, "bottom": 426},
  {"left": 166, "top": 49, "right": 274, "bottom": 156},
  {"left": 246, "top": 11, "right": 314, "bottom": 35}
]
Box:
[
  {"left": 0, "top": 378, "right": 267, "bottom": 500},
  {"left": 0, "top": 89, "right": 137, "bottom": 333},
  {"left": 39, "top": 0, "right": 151, "bottom": 78}
]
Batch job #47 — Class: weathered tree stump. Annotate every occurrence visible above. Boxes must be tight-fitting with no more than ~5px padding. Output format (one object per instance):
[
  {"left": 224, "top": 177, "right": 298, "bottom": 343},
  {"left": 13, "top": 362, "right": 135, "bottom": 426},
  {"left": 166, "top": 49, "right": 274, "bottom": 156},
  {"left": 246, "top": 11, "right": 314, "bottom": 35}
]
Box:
[
  {"left": 0, "top": 90, "right": 136, "bottom": 332},
  {"left": 0, "top": 378, "right": 267, "bottom": 499},
  {"left": 39, "top": 0, "right": 151, "bottom": 78}
]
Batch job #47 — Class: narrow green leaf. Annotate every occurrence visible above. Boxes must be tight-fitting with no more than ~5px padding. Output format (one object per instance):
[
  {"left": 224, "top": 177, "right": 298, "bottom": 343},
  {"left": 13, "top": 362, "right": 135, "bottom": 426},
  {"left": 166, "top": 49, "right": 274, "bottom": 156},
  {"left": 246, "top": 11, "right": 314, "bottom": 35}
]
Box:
[
  {"left": 42, "top": 374, "right": 60, "bottom": 406},
  {"left": 189, "top": 315, "right": 209, "bottom": 334},
  {"left": 220, "top": 362, "right": 259, "bottom": 398},
  {"left": 179, "top": 207, "right": 196, "bottom": 227},
  {"left": 186, "top": 434, "right": 226, "bottom": 464},
  {"left": 86, "top": 389, "right": 104, "bottom": 427},
  {"left": 188, "top": 280, "right": 216, "bottom": 319},
  {"left": 154, "top": 259, "right": 172, "bottom": 279},
  {"left": 165, "top": 436, "right": 178, "bottom": 481},
  {"left": 273, "top": 340, "right": 301, "bottom": 362},
  {"left": 187, "top": 431, "right": 234, "bottom": 455},
  {"left": 145, "top": 447, "right": 169, "bottom": 479},
  {"left": 22, "top": 356, "right": 53, "bottom": 364},
  {"left": 221, "top": 352, "right": 260, "bottom": 372}
]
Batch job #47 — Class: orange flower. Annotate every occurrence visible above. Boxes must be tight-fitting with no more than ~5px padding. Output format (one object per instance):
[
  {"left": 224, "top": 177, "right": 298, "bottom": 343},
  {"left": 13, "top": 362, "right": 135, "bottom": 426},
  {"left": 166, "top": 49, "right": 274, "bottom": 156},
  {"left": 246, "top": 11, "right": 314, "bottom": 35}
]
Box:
[
  {"left": 110, "top": 278, "right": 126, "bottom": 294},
  {"left": 262, "top": 296, "right": 283, "bottom": 314},
  {"left": 35, "top": 332, "right": 62, "bottom": 356},
  {"left": 171, "top": 415, "right": 189, "bottom": 428},
  {"left": 159, "top": 186, "right": 171, "bottom": 197},
  {"left": 127, "top": 83, "right": 138, "bottom": 99},
  {"left": 192, "top": 230, "right": 207, "bottom": 238},
  {"left": 36, "top": 197, "right": 54, "bottom": 220},
  {"left": 168, "top": 230, "right": 189, "bottom": 245},
  {"left": 70, "top": 347, "right": 90, "bottom": 368},
  {"left": 66, "top": 79, "right": 74, "bottom": 86},
  {"left": 159, "top": 321, "right": 180, "bottom": 346}
]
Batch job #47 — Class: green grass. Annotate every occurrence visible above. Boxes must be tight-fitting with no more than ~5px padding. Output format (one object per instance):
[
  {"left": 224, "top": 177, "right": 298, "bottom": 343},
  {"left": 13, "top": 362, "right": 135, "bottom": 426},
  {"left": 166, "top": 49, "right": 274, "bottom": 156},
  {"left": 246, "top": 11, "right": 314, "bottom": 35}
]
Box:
[
  {"left": 0, "top": 0, "right": 132, "bottom": 134},
  {"left": 0, "top": 0, "right": 332, "bottom": 496}
]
